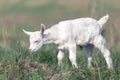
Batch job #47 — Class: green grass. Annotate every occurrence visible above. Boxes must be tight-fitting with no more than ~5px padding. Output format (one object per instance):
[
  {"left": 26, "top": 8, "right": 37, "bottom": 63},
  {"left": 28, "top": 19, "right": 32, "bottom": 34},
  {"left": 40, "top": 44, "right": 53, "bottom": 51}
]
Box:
[{"left": 0, "top": 42, "right": 119, "bottom": 80}]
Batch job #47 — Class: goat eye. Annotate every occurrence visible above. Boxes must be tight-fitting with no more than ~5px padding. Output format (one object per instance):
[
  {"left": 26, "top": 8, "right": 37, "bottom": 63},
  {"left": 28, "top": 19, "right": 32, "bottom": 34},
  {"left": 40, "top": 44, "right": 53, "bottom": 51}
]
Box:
[{"left": 34, "top": 40, "right": 39, "bottom": 43}]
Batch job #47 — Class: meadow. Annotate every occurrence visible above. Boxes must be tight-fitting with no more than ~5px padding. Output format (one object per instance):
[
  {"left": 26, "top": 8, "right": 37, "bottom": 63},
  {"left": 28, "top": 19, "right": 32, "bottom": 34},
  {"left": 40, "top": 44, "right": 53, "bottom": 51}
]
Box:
[{"left": 0, "top": 0, "right": 120, "bottom": 80}]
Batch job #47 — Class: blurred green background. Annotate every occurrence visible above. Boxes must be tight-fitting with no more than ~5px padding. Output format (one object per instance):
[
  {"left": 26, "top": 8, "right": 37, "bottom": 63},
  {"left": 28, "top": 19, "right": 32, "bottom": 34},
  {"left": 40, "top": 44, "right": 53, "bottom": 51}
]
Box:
[
  {"left": 0, "top": 0, "right": 120, "bottom": 79},
  {"left": 0, "top": 0, "right": 120, "bottom": 49}
]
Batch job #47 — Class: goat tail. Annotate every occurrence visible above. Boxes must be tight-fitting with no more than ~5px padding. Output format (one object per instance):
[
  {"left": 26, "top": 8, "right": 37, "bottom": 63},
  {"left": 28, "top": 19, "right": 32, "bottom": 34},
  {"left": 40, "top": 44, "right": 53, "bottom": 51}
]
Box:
[{"left": 98, "top": 14, "right": 109, "bottom": 27}]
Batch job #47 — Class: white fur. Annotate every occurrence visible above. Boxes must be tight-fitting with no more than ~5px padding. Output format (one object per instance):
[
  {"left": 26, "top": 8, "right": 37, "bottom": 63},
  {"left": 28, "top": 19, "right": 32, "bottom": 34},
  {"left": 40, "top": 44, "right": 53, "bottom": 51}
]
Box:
[{"left": 23, "top": 14, "right": 113, "bottom": 69}]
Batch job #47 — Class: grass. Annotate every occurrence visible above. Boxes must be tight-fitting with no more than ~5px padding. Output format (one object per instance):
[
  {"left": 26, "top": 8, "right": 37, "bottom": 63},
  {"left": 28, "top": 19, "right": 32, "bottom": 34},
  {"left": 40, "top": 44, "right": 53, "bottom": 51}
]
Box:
[
  {"left": 0, "top": 42, "right": 120, "bottom": 80},
  {"left": 0, "top": 0, "right": 120, "bottom": 80}
]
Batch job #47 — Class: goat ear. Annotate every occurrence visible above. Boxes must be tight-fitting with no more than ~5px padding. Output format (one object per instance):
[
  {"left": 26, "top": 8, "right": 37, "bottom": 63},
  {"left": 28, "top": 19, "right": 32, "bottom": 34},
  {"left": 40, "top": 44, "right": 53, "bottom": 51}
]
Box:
[
  {"left": 40, "top": 24, "right": 45, "bottom": 35},
  {"left": 23, "top": 29, "right": 33, "bottom": 36}
]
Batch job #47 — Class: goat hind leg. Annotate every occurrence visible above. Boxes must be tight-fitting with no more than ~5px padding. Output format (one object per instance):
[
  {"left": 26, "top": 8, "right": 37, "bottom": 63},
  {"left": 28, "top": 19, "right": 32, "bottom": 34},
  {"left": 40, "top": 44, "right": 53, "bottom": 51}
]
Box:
[{"left": 94, "top": 36, "right": 113, "bottom": 70}]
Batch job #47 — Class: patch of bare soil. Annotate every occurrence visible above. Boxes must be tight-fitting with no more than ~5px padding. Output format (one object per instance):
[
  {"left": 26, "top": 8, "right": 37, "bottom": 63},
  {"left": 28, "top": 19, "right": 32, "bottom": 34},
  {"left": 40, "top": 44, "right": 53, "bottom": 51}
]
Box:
[
  {"left": 49, "top": 69, "right": 87, "bottom": 80},
  {"left": 19, "top": 59, "right": 52, "bottom": 72},
  {"left": 49, "top": 71, "right": 71, "bottom": 80},
  {"left": 9, "top": 59, "right": 53, "bottom": 79}
]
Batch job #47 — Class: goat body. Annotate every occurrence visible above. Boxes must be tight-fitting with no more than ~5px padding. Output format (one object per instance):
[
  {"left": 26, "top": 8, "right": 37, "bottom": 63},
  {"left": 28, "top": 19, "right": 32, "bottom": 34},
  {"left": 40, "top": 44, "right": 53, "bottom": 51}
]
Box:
[{"left": 23, "top": 14, "right": 113, "bottom": 70}]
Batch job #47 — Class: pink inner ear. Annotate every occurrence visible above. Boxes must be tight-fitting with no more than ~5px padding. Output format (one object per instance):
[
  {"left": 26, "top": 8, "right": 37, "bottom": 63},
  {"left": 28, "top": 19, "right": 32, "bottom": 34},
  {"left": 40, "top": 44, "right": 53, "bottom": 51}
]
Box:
[
  {"left": 41, "top": 27, "right": 44, "bottom": 35},
  {"left": 40, "top": 24, "right": 45, "bottom": 35}
]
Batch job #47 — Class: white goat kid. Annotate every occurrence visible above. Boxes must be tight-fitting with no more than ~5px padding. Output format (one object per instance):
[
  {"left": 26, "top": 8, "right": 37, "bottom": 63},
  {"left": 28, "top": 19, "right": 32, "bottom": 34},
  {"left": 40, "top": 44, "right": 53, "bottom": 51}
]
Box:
[{"left": 23, "top": 14, "right": 113, "bottom": 70}]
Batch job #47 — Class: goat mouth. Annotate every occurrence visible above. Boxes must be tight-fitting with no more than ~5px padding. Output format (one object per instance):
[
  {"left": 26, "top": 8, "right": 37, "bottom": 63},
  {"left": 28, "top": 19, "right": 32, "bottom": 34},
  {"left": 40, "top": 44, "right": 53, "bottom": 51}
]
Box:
[{"left": 29, "top": 49, "right": 38, "bottom": 53}]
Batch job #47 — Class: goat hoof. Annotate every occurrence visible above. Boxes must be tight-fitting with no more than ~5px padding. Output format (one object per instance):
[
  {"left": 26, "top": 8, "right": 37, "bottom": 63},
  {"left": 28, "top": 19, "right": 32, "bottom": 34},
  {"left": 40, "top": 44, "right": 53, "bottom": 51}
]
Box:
[{"left": 106, "top": 68, "right": 113, "bottom": 73}]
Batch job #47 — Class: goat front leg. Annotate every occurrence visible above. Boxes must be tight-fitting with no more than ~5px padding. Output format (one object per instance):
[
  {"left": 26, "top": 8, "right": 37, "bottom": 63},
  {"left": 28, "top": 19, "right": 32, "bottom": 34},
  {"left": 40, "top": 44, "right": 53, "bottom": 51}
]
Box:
[
  {"left": 68, "top": 43, "right": 78, "bottom": 68},
  {"left": 57, "top": 49, "right": 65, "bottom": 66}
]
